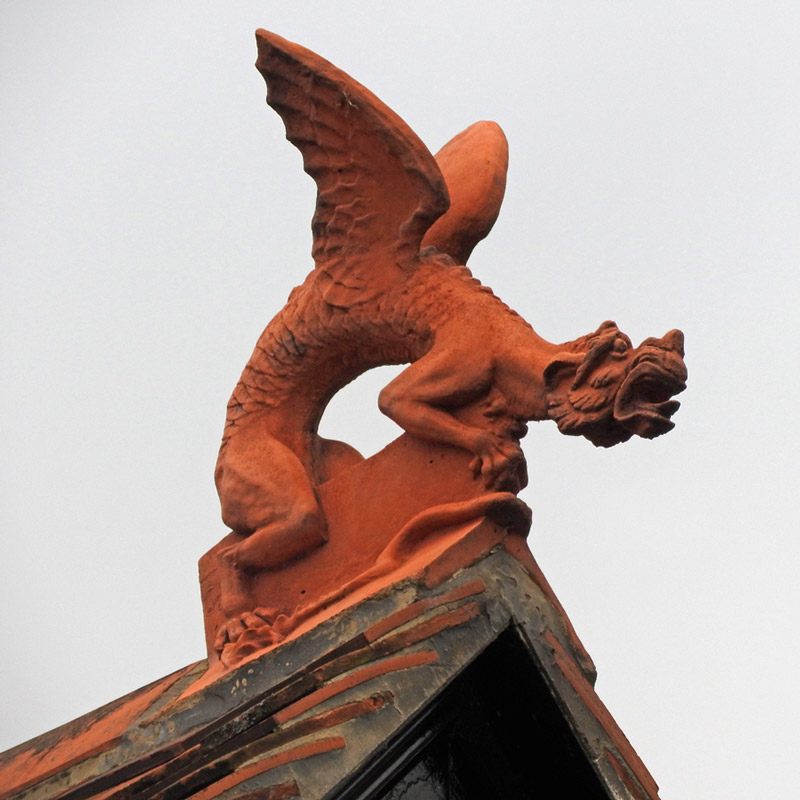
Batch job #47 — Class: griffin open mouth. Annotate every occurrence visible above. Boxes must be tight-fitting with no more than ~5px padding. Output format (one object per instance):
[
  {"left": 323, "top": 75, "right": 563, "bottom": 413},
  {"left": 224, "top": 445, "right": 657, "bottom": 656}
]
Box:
[{"left": 614, "top": 358, "right": 687, "bottom": 438}]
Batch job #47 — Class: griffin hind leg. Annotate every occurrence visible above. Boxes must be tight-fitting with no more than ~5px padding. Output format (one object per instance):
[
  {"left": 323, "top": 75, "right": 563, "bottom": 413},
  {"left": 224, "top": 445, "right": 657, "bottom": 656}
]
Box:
[{"left": 214, "top": 431, "right": 328, "bottom": 646}]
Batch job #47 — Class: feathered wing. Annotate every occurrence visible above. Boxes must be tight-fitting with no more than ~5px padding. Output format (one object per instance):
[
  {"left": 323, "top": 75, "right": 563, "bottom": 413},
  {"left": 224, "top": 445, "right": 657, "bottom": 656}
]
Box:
[
  {"left": 255, "top": 30, "right": 450, "bottom": 308},
  {"left": 422, "top": 121, "right": 509, "bottom": 264}
]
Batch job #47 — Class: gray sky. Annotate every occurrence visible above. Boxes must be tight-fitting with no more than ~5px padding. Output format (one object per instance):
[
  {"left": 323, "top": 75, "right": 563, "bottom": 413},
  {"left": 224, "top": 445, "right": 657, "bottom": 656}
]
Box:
[{"left": 2, "top": 3, "right": 799, "bottom": 797}]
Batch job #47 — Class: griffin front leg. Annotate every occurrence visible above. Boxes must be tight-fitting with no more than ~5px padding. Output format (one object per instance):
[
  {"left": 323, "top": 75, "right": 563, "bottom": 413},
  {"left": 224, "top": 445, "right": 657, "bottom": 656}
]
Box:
[{"left": 378, "top": 349, "right": 523, "bottom": 489}]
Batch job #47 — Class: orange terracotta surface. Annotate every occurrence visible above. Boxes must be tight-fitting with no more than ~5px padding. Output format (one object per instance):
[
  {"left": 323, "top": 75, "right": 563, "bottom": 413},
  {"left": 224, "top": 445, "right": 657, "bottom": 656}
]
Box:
[
  {"left": 0, "top": 666, "right": 194, "bottom": 797},
  {"left": 202, "top": 29, "right": 688, "bottom": 668}
]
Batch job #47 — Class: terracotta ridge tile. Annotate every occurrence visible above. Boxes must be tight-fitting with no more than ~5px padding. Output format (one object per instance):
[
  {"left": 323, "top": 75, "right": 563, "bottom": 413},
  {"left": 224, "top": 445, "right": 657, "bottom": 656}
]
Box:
[
  {"left": 363, "top": 579, "right": 485, "bottom": 643},
  {"left": 307, "top": 601, "right": 482, "bottom": 692},
  {"left": 375, "top": 601, "right": 481, "bottom": 654},
  {"left": 234, "top": 782, "right": 300, "bottom": 800},
  {"left": 120, "top": 693, "right": 392, "bottom": 800},
  {"left": 189, "top": 737, "right": 345, "bottom": 800},
  {"left": 543, "top": 629, "right": 660, "bottom": 799},
  {"left": 36, "top": 583, "right": 478, "bottom": 800},
  {"left": 274, "top": 650, "right": 438, "bottom": 725},
  {"left": 0, "top": 665, "right": 197, "bottom": 799}
]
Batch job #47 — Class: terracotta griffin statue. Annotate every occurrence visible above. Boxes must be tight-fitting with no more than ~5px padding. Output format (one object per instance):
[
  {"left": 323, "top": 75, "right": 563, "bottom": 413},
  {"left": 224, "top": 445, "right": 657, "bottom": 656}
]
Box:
[{"left": 205, "top": 30, "right": 687, "bottom": 665}]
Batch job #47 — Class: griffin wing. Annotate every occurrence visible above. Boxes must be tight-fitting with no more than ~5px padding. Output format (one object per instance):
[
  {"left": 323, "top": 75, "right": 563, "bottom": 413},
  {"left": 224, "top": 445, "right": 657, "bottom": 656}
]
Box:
[
  {"left": 255, "top": 30, "right": 450, "bottom": 308},
  {"left": 422, "top": 121, "right": 509, "bottom": 264}
]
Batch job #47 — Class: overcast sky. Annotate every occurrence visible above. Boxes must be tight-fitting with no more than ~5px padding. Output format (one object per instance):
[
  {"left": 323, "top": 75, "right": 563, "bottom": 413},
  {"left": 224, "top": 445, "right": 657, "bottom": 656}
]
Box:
[{"left": 2, "top": 3, "right": 799, "bottom": 797}]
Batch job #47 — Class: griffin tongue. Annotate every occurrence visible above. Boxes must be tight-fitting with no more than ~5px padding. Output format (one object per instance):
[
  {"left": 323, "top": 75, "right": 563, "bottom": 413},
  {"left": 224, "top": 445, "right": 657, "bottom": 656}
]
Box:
[{"left": 657, "top": 399, "right": 681, "bottom": 417}]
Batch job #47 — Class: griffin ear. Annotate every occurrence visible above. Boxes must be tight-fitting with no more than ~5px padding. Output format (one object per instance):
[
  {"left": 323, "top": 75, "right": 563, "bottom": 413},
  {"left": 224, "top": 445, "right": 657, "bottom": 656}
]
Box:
[
  {"left": 544, "top": 353, "right": 584, "bottom": 437},
  {"left": 544, "top": 353, "right": 582, "bottom": 393},
  {"left": 544, "top": 350, "right": 631, "bottom": 446},
  {"left": 421, "top": 121, "right": 508, "bottom": 264},
  {"left": 547, "top": 350, "right": 615, "bottom": 413}
]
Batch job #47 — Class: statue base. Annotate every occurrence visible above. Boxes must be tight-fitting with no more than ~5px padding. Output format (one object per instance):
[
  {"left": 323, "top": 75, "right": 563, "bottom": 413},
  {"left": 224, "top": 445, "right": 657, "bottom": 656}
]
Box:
[{"left": 199, "top": 433, "right": 532, "bottom": 670}]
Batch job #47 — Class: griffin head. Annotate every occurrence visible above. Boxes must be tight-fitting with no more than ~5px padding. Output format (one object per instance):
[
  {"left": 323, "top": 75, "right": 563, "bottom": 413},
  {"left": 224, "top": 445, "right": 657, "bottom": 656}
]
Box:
[{"left": 544, "top": 321, "right": 687, "bottom": 447}]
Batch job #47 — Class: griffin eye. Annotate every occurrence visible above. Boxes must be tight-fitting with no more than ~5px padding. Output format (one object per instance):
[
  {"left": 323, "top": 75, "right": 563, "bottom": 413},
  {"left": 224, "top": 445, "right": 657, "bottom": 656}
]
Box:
[{"left": 614, "top": 338, "right": 628, "bottom": 354}]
